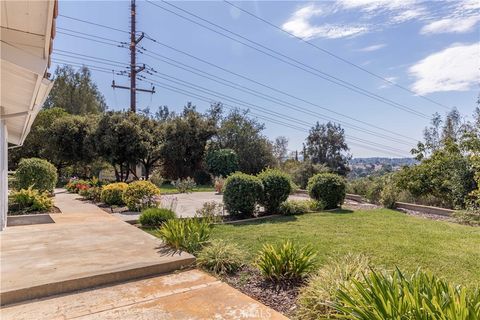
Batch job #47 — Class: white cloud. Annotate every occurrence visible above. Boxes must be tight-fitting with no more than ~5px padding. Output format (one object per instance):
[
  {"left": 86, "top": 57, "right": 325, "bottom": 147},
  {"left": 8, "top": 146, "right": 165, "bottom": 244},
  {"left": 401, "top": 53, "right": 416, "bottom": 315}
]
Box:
[
  {"left": 356, "top": 43, "right": 386, "bottom": 52},
  {"left": 409, "top": 43, "right": 480, "bottom": 95},
  {"left": 421, "top": 15, "right": 480, "bottom": 34},
  {"left": 282, "top": 4, "right": 369, "bottom": 39}
]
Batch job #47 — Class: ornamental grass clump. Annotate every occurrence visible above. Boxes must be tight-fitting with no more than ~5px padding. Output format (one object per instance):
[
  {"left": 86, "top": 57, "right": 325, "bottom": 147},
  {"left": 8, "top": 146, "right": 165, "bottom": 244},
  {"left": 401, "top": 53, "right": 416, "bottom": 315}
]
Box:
[
  {"left": 197, "top": 240, "right": 244, "bottom": 275},
  {"left": 296, "top": 254, "right": 370, "bottom": 320},
  {"left": 139, "top": 208, "right": 176, "bottom": 227},
  {"left": 158, "top": 217, "right": 212, "bottom": 254},
  {"left": 334, "top": 268, "right": 480, "bottom": 320},
  {"left": 256, "top": 240, "right": 317, "bottom": 281}
]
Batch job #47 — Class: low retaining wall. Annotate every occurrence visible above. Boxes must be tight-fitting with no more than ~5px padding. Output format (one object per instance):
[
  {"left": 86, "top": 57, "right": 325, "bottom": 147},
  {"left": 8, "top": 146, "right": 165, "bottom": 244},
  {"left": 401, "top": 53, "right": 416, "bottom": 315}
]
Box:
[{"left": 395, "top": 202, "right": 454, "bottom": 216}]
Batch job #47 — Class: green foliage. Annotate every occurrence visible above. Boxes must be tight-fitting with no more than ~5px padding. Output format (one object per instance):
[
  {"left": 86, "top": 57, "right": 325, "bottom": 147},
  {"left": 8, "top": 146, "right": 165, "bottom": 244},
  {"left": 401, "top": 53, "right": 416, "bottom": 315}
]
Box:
[
  {"left": 205, "top": 148, "right": 239, "bottom": 177},
  {"left": 139, "top": 208, "right": 176, "bottom": 227},
  {"left": 307, "top": 173, "right": 346, "bottom": 209},
  {"left": 44, "top": 65, "right": 106, "bottom": 114},
  {"left": 284, "top": 160, "right": 330, "bottom": 189},
  {"left": 8, "top": 187, "right": 53, "bottom": 213},
  {"left": 14, "top": 158, "right": 57, "bottom": 193},
  {"left": 258, "top": 169, "right": 292, "bottom": 213},
  {"left": 304, "top": 121, "right": 351, "bottom": 176},
  {"left": 123, "top": 181, "right": 160, "bottom": 211},
  {"left": 83, "top": 186, "right": 102, "bottom": 202},
  {"left": 279, "top": 200, "right": 311, "bottom": 215},
  {"left": 197, "top": 240, "right": 244, "bottom": 275},
  {"left": 195, "top": 201, "right": 224, "bottom": 223},
  {"left": 100, "top": 182, "right": 128, "bottom": 206},
  {"left": 171, "top": 177, "right": 196, "bottom": 193},
  {"left": 335, "top": 268, "right": 480, "bottom": 320},
  {"left": 255, "top": 240, "right": 317, "bottom": 281},
  {"left": 160, "top": 105, "right": 217, "bottom": 179},
  {"left": 214, "top": 108, "right": 276, "bottom": 174},
  {"left": 296, "top": 254, "right": 370, "bottom": 320},
  {"left": 453, "top": 210, "right": 480, "bottom": 226},
  {"left": 193, "top": 169, "right": 212, "bottom": 185},
  {"left": 223, "top": 172, "right": 263, "bottom": 218},
  {"left": 379, "top": 178, "right": 399, "bottom": 209},
  {"left": 66, "top": 178, "right": 90, "bottom": 193},
  {"left": 158, "top": 218, "right": 213, "bottom": 254}
]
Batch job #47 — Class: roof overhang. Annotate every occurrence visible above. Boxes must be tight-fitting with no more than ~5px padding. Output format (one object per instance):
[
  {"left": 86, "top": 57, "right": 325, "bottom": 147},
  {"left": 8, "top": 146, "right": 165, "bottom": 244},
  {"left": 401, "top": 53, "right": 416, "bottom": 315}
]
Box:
[{"left": 0, "top": 0, "right": 57, "bottom": 145}]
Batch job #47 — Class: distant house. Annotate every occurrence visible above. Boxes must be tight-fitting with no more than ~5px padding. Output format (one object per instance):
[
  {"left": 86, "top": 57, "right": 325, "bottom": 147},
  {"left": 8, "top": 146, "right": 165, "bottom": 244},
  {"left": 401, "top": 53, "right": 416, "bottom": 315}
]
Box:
[{"left": 0, "top": 0, "right": 58, "bottom": 230}]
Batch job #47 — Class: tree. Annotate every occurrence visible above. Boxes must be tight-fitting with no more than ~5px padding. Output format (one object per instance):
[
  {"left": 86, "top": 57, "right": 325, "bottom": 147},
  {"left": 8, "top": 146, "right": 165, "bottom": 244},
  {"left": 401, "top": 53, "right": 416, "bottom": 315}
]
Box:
[
  {"left": 205, "top": 149, "right": 239, "bottom": 177},
  {"left": 8, "top": 108, "right": 68, "bottom": 169},
  {"left": 160, "top": 105, "right": 217, "bottom": 179},
  {"left": 273, "top": 136, "right": 289, "bottom": 165},
  {"left": 304, "top": 122, "right": 350, "bottom": 176},
  {"left": 214, "top": 109, "right": 276, "bottom": 174},
  {"left": 44, "top": 65, "right": 107, "bottom": 114},
  {"left": 135, "top": 115, "right": 164, "bottom": 180},
  {"left": 94, "top": 112, "right": 144, "bottom": 181}
]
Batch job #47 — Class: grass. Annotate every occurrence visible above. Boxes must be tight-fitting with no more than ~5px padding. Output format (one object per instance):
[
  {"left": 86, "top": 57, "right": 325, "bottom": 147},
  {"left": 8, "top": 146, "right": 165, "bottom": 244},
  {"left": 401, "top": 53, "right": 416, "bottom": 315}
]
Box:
[
  {"left": 209, "top": 209, "right": 480, "bottom": 287},
  {"left": 158, "top": 184, "right": 215, "bottom": 194}
]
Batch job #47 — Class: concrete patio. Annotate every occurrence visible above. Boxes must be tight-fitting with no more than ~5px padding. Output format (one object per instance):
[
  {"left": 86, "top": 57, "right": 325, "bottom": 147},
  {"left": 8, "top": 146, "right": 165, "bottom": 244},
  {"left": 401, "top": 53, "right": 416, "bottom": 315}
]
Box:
[{"left": 0, "top": 190, "right": 195, "bottom": 305}]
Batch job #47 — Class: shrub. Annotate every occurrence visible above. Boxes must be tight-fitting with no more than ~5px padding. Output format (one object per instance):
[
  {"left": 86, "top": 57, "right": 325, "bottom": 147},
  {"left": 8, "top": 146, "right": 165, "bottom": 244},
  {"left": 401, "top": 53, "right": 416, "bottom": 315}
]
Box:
[
  {"left": 171, "top": 177, "right": 196, "bottom": 193},
  {"left": 195, "top": 201, "right": 224, "bottom": 222},
  {"left": 193, "top": 169, "right": 211, "bottom": 185},
  {"left": 139, "top": 208, "right": 176, "bottom": 227},
  {"left": 258, "top": 169, "right": 292, "bottom": 213},
  {"left": 256, "top": 240, "right": 317, "bottom": 281},
  {"left": 65, "top": 178, "right": 90, "bottom": 193},
  {"left": 158, "top": 218, "right": 212, "bottom": 254},
  {"left": 8, "top": 187, "right": 53, "bottom": 214},
  {"left": 289, "top": 160, "right": 330, "bottom": 189},
  {"left": 307, "top": 173, "right": 346, "bottom": 209},
  {"left": 334, "top": 268, "right": 480, "bottom": 320},
  {"left": 379, "top": 183, "right": 398, "bottom": 209},
  {"left": 84, "top": 186, "right": 102, "bottom": 202},
  {"left": 223, "top": 172, "right": 263, "bottom": 218},
  {"left": 123, "top": 180, "right": 161, "bottom": 211},
  {"left": 14, "top": 158, "right": 57, "bottom": 193},
  {"left": 296, "top": 254, "right": 370, "bottom": 320},
  {"left": 197, "top": 240, "right": 244, "bottom": 275},
  {"left": 101, "top": 182, "right": 128, "bottom": 206},
  {"left": 148, "top": 169, "right": 164, "bottom": 188},
  {"left": 214, "top": 176, "right": 225, "bottom": 194},
  {"left": 205, "top": 148, "right": 239, "bottom": 177},
  {"left": 453, "top": 210, "right": 480, "bottom": 226},
  {"left": 279, "top": 200, "right": 310, "bottom": 215}
]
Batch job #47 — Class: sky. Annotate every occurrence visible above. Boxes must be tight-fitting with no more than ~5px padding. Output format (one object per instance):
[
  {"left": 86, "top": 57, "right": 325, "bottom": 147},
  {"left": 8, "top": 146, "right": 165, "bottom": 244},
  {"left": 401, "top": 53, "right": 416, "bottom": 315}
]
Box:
[{"left": 52, "top": 0, "right": 480, "bottom": 158}]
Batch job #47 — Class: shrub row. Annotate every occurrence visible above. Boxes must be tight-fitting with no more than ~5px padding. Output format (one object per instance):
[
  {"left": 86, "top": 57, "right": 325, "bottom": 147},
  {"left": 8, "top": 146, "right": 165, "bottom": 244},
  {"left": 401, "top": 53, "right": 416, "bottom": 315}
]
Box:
[{"left": 223, "top": 171, "right": 346, "bottom": 217}]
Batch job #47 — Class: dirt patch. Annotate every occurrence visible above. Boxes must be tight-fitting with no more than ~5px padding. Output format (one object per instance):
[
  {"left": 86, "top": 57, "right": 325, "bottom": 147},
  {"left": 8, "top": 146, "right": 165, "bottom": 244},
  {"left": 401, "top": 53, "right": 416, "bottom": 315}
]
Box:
[
  {"left": 397, "top": 208, "right": 456, "bottom": 223},
  {"left": 220, "top": 266, "right": 303, "bottom": 318},
  {"left": 342, "top": 199, "right": 381, "bottom": 211}
]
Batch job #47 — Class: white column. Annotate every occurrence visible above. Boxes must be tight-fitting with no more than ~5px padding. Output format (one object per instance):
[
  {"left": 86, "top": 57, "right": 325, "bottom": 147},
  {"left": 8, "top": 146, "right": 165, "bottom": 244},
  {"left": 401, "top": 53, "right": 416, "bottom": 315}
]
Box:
[{"left": 0, "top": 118, "right": 7, "bottom": 231}]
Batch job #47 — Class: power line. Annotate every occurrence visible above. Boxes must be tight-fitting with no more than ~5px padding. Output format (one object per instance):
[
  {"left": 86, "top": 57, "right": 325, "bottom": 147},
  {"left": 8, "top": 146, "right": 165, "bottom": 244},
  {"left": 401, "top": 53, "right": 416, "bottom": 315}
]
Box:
[
  {"left": 59, "top": 14, "right": 131, "bottom": 34},
  {"left": 140, "top": 50, "right": 414, "bottom": 146},
  {"left": 52, "top": 28, "right": 418, "bottom": 144},
  {"left": 57, "top": 31, "right": 125, "bottom": 47},
  {"left": 57, "top": 27, "right": 127, "bottom": 45},
  {"left": 146, "top": 0, "right": 429, "bottom": 119},
  {"left": 223, "top": 0, "right": 450, "bottom": 111},
  {"left": 138, "top": 76, "right": 408, "bottom": 157}
]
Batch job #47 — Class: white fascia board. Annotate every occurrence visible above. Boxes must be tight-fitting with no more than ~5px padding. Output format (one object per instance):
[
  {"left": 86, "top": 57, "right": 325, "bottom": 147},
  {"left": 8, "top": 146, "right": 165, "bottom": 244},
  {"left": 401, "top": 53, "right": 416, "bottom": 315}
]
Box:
[{"left": 1, "top": 41, "right": 48, "bottom": 76}]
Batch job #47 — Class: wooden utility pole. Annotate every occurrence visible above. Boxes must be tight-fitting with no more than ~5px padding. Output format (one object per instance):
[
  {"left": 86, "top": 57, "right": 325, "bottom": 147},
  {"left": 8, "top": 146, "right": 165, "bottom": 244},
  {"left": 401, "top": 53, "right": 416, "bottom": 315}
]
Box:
[{"left": 112, "top": 0, "right": 154, "bottom": 112}]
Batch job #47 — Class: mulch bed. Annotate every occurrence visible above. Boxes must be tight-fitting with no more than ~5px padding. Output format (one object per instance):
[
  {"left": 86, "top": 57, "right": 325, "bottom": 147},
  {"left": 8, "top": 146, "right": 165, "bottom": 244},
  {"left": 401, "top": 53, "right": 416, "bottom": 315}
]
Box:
[{"left": 220, "top": 266, "right": 304, "bottom": 317}]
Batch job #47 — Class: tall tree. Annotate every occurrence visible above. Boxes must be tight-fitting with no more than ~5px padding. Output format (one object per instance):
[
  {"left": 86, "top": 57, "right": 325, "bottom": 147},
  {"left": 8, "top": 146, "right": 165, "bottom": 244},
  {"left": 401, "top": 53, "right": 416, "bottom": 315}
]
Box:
[
  {"left": 304, "top": 121, "right": 350, "bottom": 176},
  {"left": 214, "top": 109, "right": 276, "bottom": 174},
  {"left": 273, "top": 136, "right": 289, "bottom": 165},
  {"left": 160, "top": 105, "right": 217, "bottom": 179},
  {"left": 44, "top": 65, "right": 107, "bottom": 114}
]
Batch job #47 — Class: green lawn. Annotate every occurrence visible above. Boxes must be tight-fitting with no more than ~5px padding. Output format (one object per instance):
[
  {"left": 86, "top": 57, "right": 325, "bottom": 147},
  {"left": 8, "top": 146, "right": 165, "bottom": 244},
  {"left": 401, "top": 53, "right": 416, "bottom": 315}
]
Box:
[
  {"left": 158, "top": 184, "right": 215, "bottom": 194},
  {"left": 210, "top": 209, "right": 480, "bottom": 287}
]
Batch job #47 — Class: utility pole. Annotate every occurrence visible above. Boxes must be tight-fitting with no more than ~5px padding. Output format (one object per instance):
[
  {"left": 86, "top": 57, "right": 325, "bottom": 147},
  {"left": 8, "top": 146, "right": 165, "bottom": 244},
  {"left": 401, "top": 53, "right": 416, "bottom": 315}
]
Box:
[{"left": 112, "top": 0, "right": 154, "bottom": 112}]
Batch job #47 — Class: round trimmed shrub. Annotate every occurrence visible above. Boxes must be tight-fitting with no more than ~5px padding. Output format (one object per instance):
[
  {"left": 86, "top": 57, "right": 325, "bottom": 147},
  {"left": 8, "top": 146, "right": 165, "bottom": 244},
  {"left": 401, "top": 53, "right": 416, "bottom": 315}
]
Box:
[
  {"left": 139, "top": 208, "right": 176, "bottom": 227},
  {"left": 223, "top": 172, "right": 263, "bottom": 218},
  {"left": 123, "top": 180, "right": 160, "bottom": 211},
  {"left": 258, "top": 169, "right": 292, "bottom": 213},
  {"left": 101, "top": 182, "right": 128, "bottom": 206},
  {"left": 206, "top": 149, "right": 239, "bottom": 177},
  {"left": 307, "top": 173, "right": 346, "bottom": 209},
  {"left": 14, "top": 158, "right": 57, "bottom": 193}
]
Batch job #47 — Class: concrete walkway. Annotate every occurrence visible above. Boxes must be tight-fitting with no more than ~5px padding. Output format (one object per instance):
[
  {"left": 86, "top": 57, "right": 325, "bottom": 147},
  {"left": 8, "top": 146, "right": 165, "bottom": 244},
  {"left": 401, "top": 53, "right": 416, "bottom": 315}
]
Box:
[
  {"left": 0, "top": 190, "right": 194, "bottom": 305},
  {"left": 1, "top": 269, "right": 287, "bottom": 320}
]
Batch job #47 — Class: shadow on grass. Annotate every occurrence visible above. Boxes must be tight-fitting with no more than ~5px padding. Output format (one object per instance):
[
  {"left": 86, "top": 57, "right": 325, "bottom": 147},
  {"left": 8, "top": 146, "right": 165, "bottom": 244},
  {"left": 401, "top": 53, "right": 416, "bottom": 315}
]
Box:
[{"left": 327, "top": 208, "right": 354, "bottom": 214}]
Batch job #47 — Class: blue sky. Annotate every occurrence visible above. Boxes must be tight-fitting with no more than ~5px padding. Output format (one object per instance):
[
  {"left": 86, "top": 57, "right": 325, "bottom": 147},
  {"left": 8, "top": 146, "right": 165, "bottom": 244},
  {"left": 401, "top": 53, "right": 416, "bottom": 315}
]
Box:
[{"left": 53, "top": 0, "right": 480, "bottom": 158}]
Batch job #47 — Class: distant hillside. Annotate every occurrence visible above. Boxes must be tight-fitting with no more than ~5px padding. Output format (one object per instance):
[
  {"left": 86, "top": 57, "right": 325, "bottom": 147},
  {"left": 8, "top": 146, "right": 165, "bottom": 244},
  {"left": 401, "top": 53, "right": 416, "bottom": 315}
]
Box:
[{"left": 348, "top": 157, "right": 417, "bottom": 179}]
